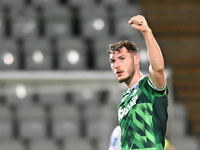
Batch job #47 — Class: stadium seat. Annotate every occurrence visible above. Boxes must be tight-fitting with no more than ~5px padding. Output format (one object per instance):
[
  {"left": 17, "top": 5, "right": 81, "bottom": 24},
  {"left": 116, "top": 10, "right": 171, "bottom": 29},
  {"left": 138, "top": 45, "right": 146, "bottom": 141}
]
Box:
[
  {"left": 0, "top": 39, "right": 19, "bottom": 70},
  {"left": 11, "top": 7, "right": 38, "bottom": 39},
  {"left": 101, "top": 0, "right": 126, "bottom": 5},
  {"left": 23, "top": 37, "right": 53, "bottom": 70},
  {"left": 19, "top": 119, "right": 46, "bottom": 140},
  {"left": 63, "top": 137, "right": 93, "bottom": 150},
  {"left": 43, "top": 6, "right": 72, "bottom": 38},
  {"left": 0, "top": 121, "right": 13, "bottom": 139},
  {"left": 17, "top": 105, "right": 46, "bottom": 140},
  {"left": 4, "top": 83, "right": 35, "bottom": 107},
  {"left": 0, "top": 10, "right": 5, "bottom": 38},
  {"left": 30, "top": 139, "right": 59, "bottom": 150},
  {"left": 101, "top": 0, "right": 142, "bottom": 17},
  {"left": 79, "top": 5, "right": 110, "bottom": 38},
  {"left": 53, "top": 120, "right": 80, "bottom": 139},
  {"left": 82, "top": 89, "right": 111, "bottom": 120},
  {"left": 68, "top": 0, "right": 96, "bottom": 7},
  {"left": 84, "top": 99, "right": 116, "bottom": 125},
  {"left": 0, "top": 106, "right": 13, "bottom": 139},
  {"left": 17, "top": 105, "right": 46, "bottom": 120},
  {"left": 1, "top": 0, "right": 24, "bottom": 11},
  {"left": 36, "top": 85, "right": 66, "bottom": 106},
  {"left": 0, "top": 139, "right": 25, "bottom": 150},
  {"left": 0, "top": 105, "right": 12, "bottom": 120},
  {"left": 51, "top": 104, "right": 80, "bottom": 138},
  {"left": 32, "top": 0, "right": 59, "bottom": 7},
  {"left": 57, "top": 37, "right": 87, "bottom": 70},
  {"left": 51, "top": 104, "right": 79, "bottom": 121}
]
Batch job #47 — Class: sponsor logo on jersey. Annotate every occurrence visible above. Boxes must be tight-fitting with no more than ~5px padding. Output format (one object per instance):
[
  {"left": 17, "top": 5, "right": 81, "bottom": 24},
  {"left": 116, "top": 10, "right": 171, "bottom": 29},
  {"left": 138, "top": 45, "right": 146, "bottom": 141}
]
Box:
[{"left": 118, "top": 95, "right": 138, "bottom": 120}]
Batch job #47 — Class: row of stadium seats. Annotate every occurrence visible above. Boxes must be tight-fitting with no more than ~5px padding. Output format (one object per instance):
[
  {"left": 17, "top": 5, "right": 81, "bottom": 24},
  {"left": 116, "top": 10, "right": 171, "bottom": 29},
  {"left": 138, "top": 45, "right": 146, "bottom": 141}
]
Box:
[
  {"left": 0, "top": 0, "right": 148, "bottom": 71},
  {"left": 0, "top": 105, "right": 115, "bottom": 140},
  {"left": 0, "top": 0, "right": 142, "bottom": 39},
  {"left": 0, "top": 35, "right": 148, "bottom": 71},
  {"left": 0, "top": 78, "right": 121, "bottom": 150},
  {"left": 0, "top": 36, "right": 113, "bottom": 70},
  {"left": 0, "top": 0, "right": 137, "bottom": 11},
  {"left": 0, "top": 138, "right": 94, "bottom": 150},
  {"left": 0, "top": 82, "right": 119, "bottom": 150}
]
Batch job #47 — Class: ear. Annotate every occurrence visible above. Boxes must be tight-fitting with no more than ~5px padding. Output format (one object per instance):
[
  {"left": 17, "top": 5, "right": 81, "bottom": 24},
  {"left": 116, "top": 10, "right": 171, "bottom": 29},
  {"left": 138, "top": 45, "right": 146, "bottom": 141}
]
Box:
[{"left": 134, "top": 53, "right": 140, "bottom": 65}]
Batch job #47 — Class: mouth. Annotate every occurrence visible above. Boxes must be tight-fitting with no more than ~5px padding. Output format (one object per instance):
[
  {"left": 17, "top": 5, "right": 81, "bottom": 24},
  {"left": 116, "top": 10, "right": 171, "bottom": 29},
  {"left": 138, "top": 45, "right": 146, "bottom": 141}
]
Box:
[{"left": 116, "top": 70, "right": 123, "bottom": 76}]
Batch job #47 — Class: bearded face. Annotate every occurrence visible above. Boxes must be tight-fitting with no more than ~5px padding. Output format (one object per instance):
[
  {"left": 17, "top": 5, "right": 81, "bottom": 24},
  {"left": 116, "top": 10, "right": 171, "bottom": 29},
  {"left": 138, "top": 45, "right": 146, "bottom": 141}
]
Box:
[{"left": 109, "top": 47, "right": 136, "bottom": 84}]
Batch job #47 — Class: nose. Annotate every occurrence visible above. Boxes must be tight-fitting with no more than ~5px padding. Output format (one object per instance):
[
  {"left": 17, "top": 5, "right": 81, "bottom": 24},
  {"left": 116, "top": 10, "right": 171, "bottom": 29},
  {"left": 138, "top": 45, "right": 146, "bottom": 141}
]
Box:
[{"left": 115, "top": 60, "right": 121, "bottom": 69}]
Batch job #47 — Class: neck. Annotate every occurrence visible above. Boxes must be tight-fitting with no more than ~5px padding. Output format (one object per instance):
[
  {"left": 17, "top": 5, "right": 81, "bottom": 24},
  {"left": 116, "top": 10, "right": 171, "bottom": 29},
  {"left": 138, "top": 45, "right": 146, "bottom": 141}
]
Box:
[{"left": 126, "top": 71, "right": 144, "bottom": 88}]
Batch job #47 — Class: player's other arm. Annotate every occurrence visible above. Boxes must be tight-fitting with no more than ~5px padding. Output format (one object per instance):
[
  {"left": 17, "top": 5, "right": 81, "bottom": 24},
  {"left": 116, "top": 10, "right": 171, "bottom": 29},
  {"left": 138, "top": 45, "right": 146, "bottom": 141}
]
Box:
[
  {"left": 142, "top": 28, "right": 166, "bottom": 89},
  {"left": 128, "top": 15, "right": 166, "bottom": 89}
]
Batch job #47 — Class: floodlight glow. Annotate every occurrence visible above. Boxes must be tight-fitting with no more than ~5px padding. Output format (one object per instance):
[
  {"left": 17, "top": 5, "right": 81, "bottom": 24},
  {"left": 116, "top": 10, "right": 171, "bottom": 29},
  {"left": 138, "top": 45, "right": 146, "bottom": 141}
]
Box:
[
  {"left": 33, "top": 50, "right": 44, "bottom": 64},
  {"left": 93, "top": 19, "right": 104, "bottom": 30},
  {"left": 15, "top": 84, "right": 27, "bottom": 99},
  {"left": 67, "top": 50, "right": 80, "bottom": 65},
  {"left": 3, "top": 52, "right": 14, "bottom": 65}
]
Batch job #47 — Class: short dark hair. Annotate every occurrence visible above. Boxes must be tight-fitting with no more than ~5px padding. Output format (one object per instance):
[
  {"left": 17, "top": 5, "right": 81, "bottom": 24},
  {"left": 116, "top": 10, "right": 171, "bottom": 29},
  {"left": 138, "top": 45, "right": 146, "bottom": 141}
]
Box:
[{"left": 107, "top": 40, "right": 138, "bottom": 54}]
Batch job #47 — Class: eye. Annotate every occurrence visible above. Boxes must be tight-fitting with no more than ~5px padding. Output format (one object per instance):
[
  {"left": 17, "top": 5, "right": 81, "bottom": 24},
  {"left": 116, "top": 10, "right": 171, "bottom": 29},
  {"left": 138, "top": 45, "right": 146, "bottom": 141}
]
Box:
[
  {"left": 110, "top": 59, "right": 115, "bottom": 63},
  {"left": 120, "top": 57, "right": 125, "bottom": 60}
]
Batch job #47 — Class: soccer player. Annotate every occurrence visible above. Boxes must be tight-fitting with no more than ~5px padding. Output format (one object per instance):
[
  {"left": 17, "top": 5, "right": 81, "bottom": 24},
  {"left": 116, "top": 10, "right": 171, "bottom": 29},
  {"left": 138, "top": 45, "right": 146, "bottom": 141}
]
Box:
[
  {"left": 108, "top": 15, "right": 168, "bottom": 150},
  {"left": 108, "top": 126, "right": 174, "bottom": 150}
]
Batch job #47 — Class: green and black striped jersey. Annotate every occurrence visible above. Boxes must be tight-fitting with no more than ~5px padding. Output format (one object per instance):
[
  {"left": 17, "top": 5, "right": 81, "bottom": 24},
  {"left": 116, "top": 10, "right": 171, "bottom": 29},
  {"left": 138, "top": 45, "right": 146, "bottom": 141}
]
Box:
[{"left": 118, "top": 76, "right": 168, "bottom": 150}]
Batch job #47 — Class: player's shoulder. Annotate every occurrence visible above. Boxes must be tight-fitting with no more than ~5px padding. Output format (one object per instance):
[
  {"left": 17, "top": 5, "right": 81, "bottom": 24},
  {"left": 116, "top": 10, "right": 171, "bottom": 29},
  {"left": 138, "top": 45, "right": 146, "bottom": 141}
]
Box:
[{"left": 140, "top": 76, "right": 168, "bottom": 95}]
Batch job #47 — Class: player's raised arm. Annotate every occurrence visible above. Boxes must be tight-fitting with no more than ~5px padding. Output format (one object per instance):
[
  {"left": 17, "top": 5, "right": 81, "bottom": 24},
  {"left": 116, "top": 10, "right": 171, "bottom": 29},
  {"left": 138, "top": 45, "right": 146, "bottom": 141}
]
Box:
[{"left": 128, "top": 15, "right": 166, "bottom": 89}]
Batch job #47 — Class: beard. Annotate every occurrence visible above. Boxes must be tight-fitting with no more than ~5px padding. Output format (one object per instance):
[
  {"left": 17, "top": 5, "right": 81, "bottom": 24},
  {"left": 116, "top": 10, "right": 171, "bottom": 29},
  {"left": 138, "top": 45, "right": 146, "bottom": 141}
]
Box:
[{"left": 116, "top": 65, "right": 135, "bottom": 84}]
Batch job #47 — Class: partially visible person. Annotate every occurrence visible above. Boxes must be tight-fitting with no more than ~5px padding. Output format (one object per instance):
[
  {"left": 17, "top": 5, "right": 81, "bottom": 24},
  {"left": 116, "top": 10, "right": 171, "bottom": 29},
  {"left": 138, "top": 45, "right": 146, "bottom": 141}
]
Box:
[
  {"left": 109, "top": 125, "right": 121, "bottom": 150},
  {"left": 165, "top": 138, "right": 175, "bottom": 150}
]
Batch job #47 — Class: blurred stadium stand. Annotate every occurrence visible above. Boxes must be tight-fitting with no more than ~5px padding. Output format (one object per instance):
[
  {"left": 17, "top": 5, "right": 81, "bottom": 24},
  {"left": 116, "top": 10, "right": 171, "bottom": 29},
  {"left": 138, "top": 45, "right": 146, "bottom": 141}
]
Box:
[
  {"left": 0, "top": 72, "right": 123, "bottom": 150},
  {"left": 0, "top": 0, "right": 199, "bottom": 150}
]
